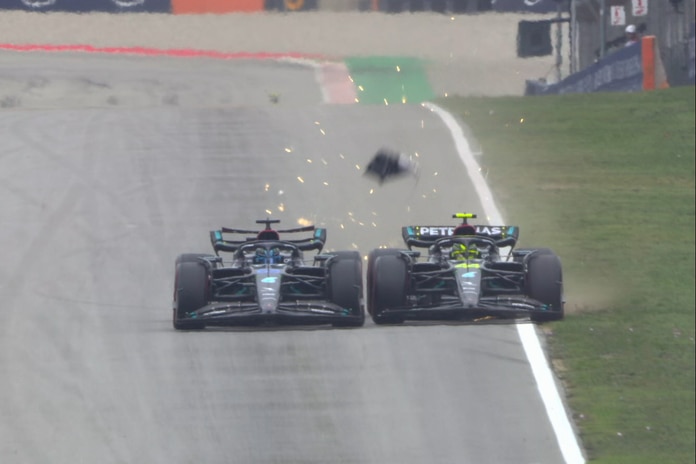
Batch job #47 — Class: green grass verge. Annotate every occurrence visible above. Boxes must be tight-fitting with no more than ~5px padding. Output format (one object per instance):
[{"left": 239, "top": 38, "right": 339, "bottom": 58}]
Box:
[{"left": 437, "top": 86, "right": 695, "bottom": 463}]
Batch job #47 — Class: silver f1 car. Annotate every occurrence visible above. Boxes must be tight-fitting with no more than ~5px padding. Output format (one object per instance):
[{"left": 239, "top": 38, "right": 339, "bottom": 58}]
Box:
[
  {"left": 366, "top": 213, "right": 564, "bottom": 324},
  {"left": 172, "top": 218, "right": 365, "bottom": 330}
]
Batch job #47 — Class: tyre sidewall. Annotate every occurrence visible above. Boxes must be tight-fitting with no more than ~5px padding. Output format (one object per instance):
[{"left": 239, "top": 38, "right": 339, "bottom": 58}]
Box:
[
  {"left": 526, "top": 253, "right": 564, "bottom": 322},
  {"left": 366, "top": 249, "right": 403, "bottom": 315},
  {"left": 370, "top": 254, "right": 408, "bottom": 324},
  {"left": 173, "top": 261, "right": 210, "bottom": 330},
  {"left": 328, "top": 254, "right": 365, "bottom": 326}
]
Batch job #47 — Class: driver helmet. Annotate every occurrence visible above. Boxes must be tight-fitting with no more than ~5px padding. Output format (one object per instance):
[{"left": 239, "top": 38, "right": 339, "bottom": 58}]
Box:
[
  {"left": 254, "top": 247, "right": 268, "bottom": 264},
  {"left": 269, "top": 247, "right": 282, "bottom": 264},
  {"left": 451, "top": 243, "right": 480, "bottom": 261},
  {"left": 255, "top": 247, "right": 283, "bottom": 264}
]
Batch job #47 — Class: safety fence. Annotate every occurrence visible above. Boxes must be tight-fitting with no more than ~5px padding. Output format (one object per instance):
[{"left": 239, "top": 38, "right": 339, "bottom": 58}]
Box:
[
  {"left": 0, "top": 0, "right": 559, "bottom": 13},
  {"left": 525, "top": 35, "right": 670, "bottom": 95}
]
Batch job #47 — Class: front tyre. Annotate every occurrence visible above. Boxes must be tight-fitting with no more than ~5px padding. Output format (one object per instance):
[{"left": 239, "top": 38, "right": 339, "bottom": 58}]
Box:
[
  {"left": 526, "top": 253, "right": 564, "bottom": 322},
  {"left": 173, "top": 262, "right": 209, "bottom": 330},
  {"left": 176, "top": 253, "right": 216, "bottom": 266}
]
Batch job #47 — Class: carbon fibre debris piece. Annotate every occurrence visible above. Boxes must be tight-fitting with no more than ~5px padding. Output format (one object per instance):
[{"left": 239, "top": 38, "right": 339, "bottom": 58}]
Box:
[{"left": 364, "top": 148, "right": 418, "bottom": 184}]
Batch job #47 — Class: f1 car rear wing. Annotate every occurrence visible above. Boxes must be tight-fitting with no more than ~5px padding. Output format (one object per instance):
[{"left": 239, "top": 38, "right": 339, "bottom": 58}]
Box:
[
  {"left": 401, "top": 214, "right": 519, "bottom": 250},
  {"left": 210, "top": 228, "right": 327, "bottom": 254},
  {"left": 209, "top": 219, "right": 327, "bottom": 255}
]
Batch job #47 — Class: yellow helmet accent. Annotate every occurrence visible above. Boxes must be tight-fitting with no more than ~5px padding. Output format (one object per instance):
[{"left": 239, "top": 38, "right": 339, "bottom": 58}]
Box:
[
  {"left": 451, "top": 243, "right": 468, "bottom": 260},
  {"left": 451, "top": 242, "right": 480, "bottom": 260}
]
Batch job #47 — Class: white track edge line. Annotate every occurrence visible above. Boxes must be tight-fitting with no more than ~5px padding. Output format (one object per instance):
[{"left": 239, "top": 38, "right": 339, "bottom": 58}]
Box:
[
  {"left": 423, "top": 101, "right": 586, "bottom": 464},
  {"left": 277, "top": 57, "right": 331, "bottom": 104}
]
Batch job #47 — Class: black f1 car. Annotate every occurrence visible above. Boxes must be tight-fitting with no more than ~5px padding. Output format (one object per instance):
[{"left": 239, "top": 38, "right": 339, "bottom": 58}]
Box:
[
  {"left": 172, "top": 218, "right": 365, "bottom": 330},
  {"left": 366, "top": 213, "right": 564, "bottom": 324}
]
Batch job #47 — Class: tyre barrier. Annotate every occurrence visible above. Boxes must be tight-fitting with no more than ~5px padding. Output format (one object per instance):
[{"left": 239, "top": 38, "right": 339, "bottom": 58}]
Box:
[
  {"left": 0, "top": 0, "right": 170, "bottom": 12},
  {"left": 0, "top": 0, "right": 320, "bottom": 12},
  {"left": 0, "top": 0, "right": 542, "bottom": 12},
  {"left": 0, "top": 0, "right": 557, "bottom": 13}
]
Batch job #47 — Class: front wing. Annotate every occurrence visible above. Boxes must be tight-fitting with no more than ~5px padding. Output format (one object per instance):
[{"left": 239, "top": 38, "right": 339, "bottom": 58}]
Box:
[
  {"left": 376, "top": 295, "right": 558, "bottom": 321},
  {"left": 179, "top": 300, "right": 362, "bottom": 327}
]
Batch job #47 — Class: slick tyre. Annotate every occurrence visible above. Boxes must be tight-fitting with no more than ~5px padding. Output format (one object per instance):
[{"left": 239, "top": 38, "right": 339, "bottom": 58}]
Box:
[
  {"left": 327, "top": 250, "right": 362, "bottom": 262},
  {"left": 513, "top": 248, "right": 554, "bottom": 263},
  {"left": 369, "top": 253, "right": 407, "bottom": 325},
  {"left": 526, "top": 253, "right": 564, "bottom": 322},
  {"left": 366, "top": 248, "right": 402, "bottom": 316},
  {"left": 328, "top": 252, "right": 365, "bottom": 327},
  {"left": 173, "top": 262, "right": 209, "bottom": 330},
  {"left": 176, "top": 253, "right": 216, "bottom": 266}
]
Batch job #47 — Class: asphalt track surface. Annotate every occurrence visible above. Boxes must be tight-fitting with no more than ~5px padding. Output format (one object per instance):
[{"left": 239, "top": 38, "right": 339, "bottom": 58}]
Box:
[{"left": 0, "top": 51, "right": 572, "bottom": 463}]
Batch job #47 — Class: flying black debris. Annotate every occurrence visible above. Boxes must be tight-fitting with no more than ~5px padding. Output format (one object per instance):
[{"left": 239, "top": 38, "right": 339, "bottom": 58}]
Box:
[{"left": 364, "top": 148, "right": 418, "bottom": 184}]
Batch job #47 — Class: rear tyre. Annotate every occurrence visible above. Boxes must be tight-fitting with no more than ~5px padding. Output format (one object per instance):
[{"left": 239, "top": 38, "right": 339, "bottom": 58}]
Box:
[
  {"left": 366, "top": 249, "right": 402, "bottom": 315},
  {"left": 526, "top": 253, "right": 564, "bottom": 322},
  {"left": 328, "top": 252, "right": 365, "bottom": 327},
  {"left": 370, "top": 253, "right": 407, "bottom": 325},
  {"left": 173, "top": 262, "right": 209, "bottom": 330},
  {"left": 513, "top": 248, "right": 554, "bottom": 263}
]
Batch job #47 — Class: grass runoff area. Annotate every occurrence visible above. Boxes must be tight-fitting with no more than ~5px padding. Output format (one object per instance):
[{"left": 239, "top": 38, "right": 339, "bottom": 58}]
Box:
[{"left": 438, "top": 86, "right": 695, "bottom": 463}]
